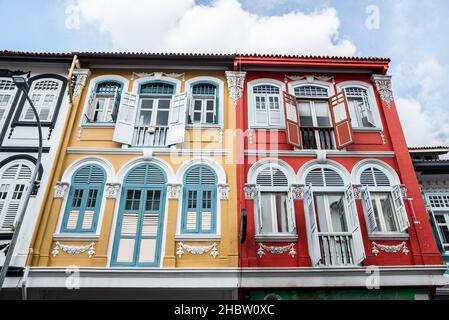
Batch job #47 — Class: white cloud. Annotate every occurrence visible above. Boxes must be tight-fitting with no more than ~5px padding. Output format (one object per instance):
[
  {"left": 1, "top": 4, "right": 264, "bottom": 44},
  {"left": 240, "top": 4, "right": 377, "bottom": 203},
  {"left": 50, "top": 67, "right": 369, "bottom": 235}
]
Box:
[{"left": 76, "top": 0, "right": 355, "bottom": 55}]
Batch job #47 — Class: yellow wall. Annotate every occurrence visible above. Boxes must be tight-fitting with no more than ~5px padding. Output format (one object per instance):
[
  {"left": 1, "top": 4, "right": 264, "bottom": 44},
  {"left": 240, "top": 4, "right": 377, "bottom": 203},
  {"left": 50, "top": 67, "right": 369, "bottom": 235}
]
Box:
[{"left": 28, "top": 69, "right": 238, "bottom": 268}]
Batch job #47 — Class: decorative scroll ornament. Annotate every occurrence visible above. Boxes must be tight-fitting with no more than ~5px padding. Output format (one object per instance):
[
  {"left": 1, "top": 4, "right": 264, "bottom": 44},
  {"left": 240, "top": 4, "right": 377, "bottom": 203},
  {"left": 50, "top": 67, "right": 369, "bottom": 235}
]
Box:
[
  {"left": 54, "top": 182, "right": 70, "bottom": 198},
  {"left": 257, "top": 243, "right": 297, "bottom": 258},
  {"left": 131, "top": 72, "right": 185, "bottom": 82},
  {"left": 371, "top": 241, "right": 409, "bottom": 256},
  {"left": 167, "top": 184, "right": 182, "bottom": 199},
  {"left": 105, "top": 183, "right": 121, "bottom": 198},
  {"left": 225, "top": 71, "right": 246, "bottom": 106},
  {"left": 244, "top": 184, "right": 257, "bottom": 200},
  {"left": 176, "top": 242, "right": 219, "bottom": 258},
  {"left": 372, "top": 75, "right": 394, "bottom": 109},
  {"left": 218, "top": 184, "right": 230, "bottom": 200},
  {"left": 72, "top": 69, "right": 91, "bottom": 97},
  {"left": 290, "top": 184, "right": 305, "bottom": 200},
  {"left": 51, "top": 242, "right": 96, "bottom": 258}
]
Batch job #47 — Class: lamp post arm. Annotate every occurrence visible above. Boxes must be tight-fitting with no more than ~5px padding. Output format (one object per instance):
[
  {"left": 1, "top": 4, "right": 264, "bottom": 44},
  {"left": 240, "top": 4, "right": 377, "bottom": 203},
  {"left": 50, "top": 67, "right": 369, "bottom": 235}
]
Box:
[{"left": 0, "top": 93, "right": 43, "bottom": 292}]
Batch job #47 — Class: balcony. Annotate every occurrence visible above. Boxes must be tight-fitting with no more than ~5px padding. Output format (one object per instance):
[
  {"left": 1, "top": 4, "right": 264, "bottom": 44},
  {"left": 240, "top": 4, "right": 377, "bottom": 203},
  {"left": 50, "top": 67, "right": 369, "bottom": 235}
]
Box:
[
  {"left": 133, "top": 126, "right": 168, "bottom": 147},
  {"left": 318, "top": 232, "right": 355, "bottom": 266},
  {"left": 301, "top": 127, "right": 335, "bottom": 150}
]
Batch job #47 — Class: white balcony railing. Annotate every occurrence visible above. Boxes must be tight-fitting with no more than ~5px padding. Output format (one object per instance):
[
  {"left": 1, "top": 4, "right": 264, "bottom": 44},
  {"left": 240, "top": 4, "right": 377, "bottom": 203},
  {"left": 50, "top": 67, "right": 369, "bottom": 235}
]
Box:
[
  {"left": 318, "top": 232, "right": 355, "bottom": 266},
  {"left": 133, "top": 126, "right": 168, "bottom": 147}
]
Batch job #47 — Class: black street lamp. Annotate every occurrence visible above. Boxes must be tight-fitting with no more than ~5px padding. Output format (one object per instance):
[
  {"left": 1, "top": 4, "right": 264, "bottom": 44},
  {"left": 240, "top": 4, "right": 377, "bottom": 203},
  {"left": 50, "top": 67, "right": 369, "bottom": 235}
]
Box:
[{"left": 0, "top": 75, "right": 43, "bottom": 292}]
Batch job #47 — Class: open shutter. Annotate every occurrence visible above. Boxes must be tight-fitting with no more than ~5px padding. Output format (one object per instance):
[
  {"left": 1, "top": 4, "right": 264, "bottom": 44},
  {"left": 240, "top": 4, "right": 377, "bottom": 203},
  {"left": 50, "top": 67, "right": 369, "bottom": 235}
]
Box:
[
  {"left": 283, "top": 92, "right": 302, "bottom": 148},
  {"left": 361, "top": 186, "right": 377, "bottom": 233},
  {"left": 287, "top": 189, "right": 297, "bottom": 233},
  {"left": 85, "top": 87, "right": 96, "bottom": 122},
  {"left": 255, "top": 187, "right": 263, "bottom": 234},
  {"left": 110, "top": 89, "right": 120, "bottom": 122},
  {"left": 345, "top": 185, "right": 366, "bottom": 264},
  {"left": 392, "top": 185, "right": 410, "bottom": 232},
  {"left": 112, "top": 92, "right": 138, "bottom": 145},
  {"left": 329, "top": 92, "right": 354, "bottom": 149},
  {"left": 303, "top": 184, "right": 321, "bottom": 266},
  {"left": 166, "top": 92, "right": 188, "bottom": 146}
]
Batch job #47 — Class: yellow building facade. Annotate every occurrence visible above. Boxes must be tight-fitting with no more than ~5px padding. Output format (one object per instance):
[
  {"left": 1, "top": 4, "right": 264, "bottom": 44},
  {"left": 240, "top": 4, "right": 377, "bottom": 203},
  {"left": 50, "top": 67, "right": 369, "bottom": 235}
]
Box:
[{"left": 26, "top": 54, "right": 242, "bottom": 298}]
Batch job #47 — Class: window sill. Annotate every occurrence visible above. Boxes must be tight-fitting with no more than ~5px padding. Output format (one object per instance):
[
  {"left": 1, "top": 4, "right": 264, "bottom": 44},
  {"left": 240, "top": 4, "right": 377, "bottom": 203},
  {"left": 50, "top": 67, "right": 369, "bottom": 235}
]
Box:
[
  {"left": 368, "top": 233, "right": 409, "bottom": 241},
  {"left": 249, "top": 126, "right": 286, "bottom": 130},
  {"left": 81, "top": 123, "right": 116, "bottom": 128},
  {"left": 255, "top": 234, "right": 298, "bottom": 242},
  {"left": 175, "top": 234, "right": 221, "bottom": 242},
  {"left": 186, "top": 124, "right": 223, "bottom": 129},
  {"left": 352, "top": 127, "right": 383, "bottom": 133},
  {"left": 53, "top": 233, "right": 100, "bottom": 241}
]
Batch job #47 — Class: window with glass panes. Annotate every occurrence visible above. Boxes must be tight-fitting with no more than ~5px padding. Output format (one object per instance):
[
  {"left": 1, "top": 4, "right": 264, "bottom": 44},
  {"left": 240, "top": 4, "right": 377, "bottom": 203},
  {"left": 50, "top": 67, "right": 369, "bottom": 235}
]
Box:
[
  {"left": 21, "top": 79, "right": 61, "bottom": 122},
  {"left": 189, "top": 83, "right": 217, "bottom": 125},
  {"left": 88, "top": 81, "right": 122, "bottom": 123},
  {"left": 137, "top": 82, "right": 174, "bottom": 128},
  {"left": 427, "top": 194, "right": 449, "bottom": 252},
  {"left": 0, "top": 79, "right": 16, "bottom": 122},
  {"left": 343, "top": 86, "right": 375, "bottom": 128},
  {"left": 252, "top": 84, "right": 283, "bottom": 127}
]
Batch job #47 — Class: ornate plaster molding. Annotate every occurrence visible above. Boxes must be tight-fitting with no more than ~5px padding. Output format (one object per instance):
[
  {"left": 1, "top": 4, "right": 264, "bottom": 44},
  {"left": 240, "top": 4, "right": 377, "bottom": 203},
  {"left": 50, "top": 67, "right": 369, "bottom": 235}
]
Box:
[
  {"left": 244, "top": 184, "right": 257, "bottom": 200},
  {"left": 284, "top": 74, "right": 334, "bottom": 83},
  {"left": 352, "top": 184, "right": 363, "bottom": 200},
  {"left": 176, "top": 242, "right": 219, "bottom": 258},
  {"left": 371, "top": 241, "right": 409, "bottom": 256},
  {"left": 54, "top": 182, "right": 70, "bottom": 198},
  {"left": 290, "top": 184, "right": 305, "bottom": 200},
  {"left": 72, "top": 68, "right": 91, "bottom": 97},
  {"left": 218, "top": 184, "right": 230, "bottom": 200},
  {"left": 51, "top": 242, "right": 96, "bottom": 258},
  {"left": 257, "top": 243, "right": 297, "bottom": 258},
  {"left": 225, "top": 71, "right": 246, "bottom": 106},
  {"left": 131, "top": 72, "right": 185, "bottom": 82},
  {"left": 167, "top": 184, "right": 182, "bottom": 199},
  {"left": 372, "top": 75, "right": 394, "bottom": 109},
  {"left": 105, "top": 183, "right": 121, "bottom": 198}
]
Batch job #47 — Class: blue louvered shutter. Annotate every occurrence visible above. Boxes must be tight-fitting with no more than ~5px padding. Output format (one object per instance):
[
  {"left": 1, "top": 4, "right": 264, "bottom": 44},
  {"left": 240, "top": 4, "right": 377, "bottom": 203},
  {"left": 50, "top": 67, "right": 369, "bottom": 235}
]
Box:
[
  {"left": 182, "top": 165, "right": 217, "bottom": 233},
  {"left": 62, "top": 165, "right": 105, "bottom": 233}
]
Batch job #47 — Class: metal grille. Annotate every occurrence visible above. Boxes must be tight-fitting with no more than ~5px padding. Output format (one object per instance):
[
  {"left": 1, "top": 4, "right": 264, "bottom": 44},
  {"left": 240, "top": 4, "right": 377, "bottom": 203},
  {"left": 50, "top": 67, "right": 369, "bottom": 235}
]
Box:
[
  {"left": 295, "top": 85, "right": 328, "bottom": 98},
  {"left": 96, "top": 81, "right": 122, "bottom": 94},
  {"left": 344, "top": 87, "right": 368, "bottom": 97},
  {"left": 253, "top": 85, "right": 280, "bottom": 95},
  {"left": 140, "top": 83, "right": 174, "bottom": 95},
  {"left": 34, "top": 80, "right": 59, "bottom": 91},
  {"left": 192, "top": 83, "right": 216, "bottom": 96},
  {"left": 0, "top": 79, "right": 15, "bottom": 90},
  {"left": 429, "top": 195, "right": 449, "bottom": 208}
]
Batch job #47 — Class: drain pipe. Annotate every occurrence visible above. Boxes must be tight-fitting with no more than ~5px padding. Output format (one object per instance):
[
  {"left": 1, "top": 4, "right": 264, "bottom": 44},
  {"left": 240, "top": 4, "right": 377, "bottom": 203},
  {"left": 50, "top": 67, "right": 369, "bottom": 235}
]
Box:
[{"left": 21, "top": 266, "right": 30, "bottom": 300}]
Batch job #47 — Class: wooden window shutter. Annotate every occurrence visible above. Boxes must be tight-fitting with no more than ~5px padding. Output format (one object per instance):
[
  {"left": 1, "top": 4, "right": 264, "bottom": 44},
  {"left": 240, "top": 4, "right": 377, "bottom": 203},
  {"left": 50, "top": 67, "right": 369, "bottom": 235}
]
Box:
[
  {"left": 344, "top": 185, "right": 366, "bottom": 264},
  {"left": 392, "top": 185, "right": 410, "bottom": 232},
  {"left": 361, "top": 186, "right": 378, "bottom": 233},
  {"left": 329, "top": 92, "right": 354, "bottom": 149},
  {"left": 283, "top": 91, "right": 302, "bottom": 148},
  {"left": 112, "top": 91, "right": 138, "bottom": 145},
  {"left": 166, "top": 92, "right": 188, "bottom": 146},
  {"left": 303, "top": 184, "right": 321, "bottom": 266}
]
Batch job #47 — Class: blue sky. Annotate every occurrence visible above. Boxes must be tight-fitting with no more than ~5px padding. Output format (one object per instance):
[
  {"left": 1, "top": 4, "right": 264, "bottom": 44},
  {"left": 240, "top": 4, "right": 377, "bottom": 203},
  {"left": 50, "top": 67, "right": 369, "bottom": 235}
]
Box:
[{"left": 1, "top": 0, "right": 448, "bottom": 147}]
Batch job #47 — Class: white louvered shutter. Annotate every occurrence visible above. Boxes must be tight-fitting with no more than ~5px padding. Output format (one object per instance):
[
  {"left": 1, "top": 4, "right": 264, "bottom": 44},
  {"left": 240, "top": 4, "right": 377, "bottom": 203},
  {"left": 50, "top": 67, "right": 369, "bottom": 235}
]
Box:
[
  {"left": 361, "top": 186, "right": 377, "bottom": 233},
  {"left": 392, "top": 185, "right": 410, "bottom": 232},
  {"left": 86, "top": 86, "right": 96, "bottom": 121},
  {"left": 345, "top": 185, "right": 365, "bottom": 264},
  {"left": 166, "top": 92, "right": 188, "bottom": 146},
  {"left": 113, "top": 91, "right": 138, "bottom": 145},
  {"left": 287, "top": 190, "right": 297, "bottom": 233},
  {"left": 255, "top": 187, "right": 263, "bottom": 234},
  {"left": 304, "top": 184, "right": 321, "bottom": 266},
  {"left": 268, "top": 96, "right": 282, "bottom": 126}
]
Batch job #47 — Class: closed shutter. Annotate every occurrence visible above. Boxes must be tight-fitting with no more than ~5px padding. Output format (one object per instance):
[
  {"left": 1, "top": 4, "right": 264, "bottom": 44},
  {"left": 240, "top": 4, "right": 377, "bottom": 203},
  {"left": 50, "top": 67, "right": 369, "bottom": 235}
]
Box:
[
  {"left": 115, "top": 213, "right": 139, "bottom": 263},
  {"left": 361, "top": 186, "right": 377, "bottom": 233},
  {"left": 304, "top": 185, "right": 321, "bottom": 266},
  {"left": 166, "top": 92, "right": 188, "bottom": 145},
  {"left": 329, "top": 92, "right": 354, "bottom": 149},
  {"left": 113, "top": 91, "right": 138, "bottom": 145},
  {"left": 392, "top": 185, "right": 410, "bottom": 232},
  {"left": 345, "top": 185, "right": 366, "bottom": 264},
  {"left": 268, "top": 96, "right": 282, "bottom": 126},
  {"left": 283, "top": 91, "right": 301, "bottom": 148}
]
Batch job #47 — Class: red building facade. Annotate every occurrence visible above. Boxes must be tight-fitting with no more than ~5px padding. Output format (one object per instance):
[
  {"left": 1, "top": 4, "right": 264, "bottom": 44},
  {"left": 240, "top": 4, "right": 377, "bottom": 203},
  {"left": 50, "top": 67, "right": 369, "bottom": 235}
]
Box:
[{"left": 233, "top": 55, "right": 445, "bottom": 299}]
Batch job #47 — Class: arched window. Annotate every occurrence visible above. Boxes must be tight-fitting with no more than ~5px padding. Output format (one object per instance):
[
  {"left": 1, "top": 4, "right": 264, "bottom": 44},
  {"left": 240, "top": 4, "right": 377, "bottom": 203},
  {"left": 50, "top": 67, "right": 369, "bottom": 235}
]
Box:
[
  {"left": 61, "top": 165, "right": 106, "bottom": 233},
  {"left": 253, "top": 164, "right": 295, "bottom": 235},
  {"left": 20, "top": 78, "right": 62, "bottom": 122},
  {"left": 86, "top": 81, "right": 123, "bottom": 123},
  {"left": 0, "top": 78, "right": 16, "bottom": 124},
  {"left": 251, "top": 84, "right": 283, "bottom": 127},
  {"left": 343, "top": 86, "right": 375, "bottom": 128},
  {"left": 189, "top": 83, "right": 218, "bottom": 125},
  {"left": 358, "top": 165, "right": 409, "bottom": 234},
  {"left": 112, "top": 163, "right": 167, "bottom": 267},
  {"left": 0, "top": 161, "right": 32, "bottom": 232},
  {"left": 181, "top": 165, "right": 217, "bottom": 234}
]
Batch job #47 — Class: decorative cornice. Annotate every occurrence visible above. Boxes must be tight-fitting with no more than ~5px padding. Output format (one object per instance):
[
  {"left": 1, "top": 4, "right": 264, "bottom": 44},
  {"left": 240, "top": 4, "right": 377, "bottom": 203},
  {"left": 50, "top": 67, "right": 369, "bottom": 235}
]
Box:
[
  {"left": 72, "top": 68, "right": 91, "bottom": 97},
  {"left": 176, "top": 242, "right": 219, "bottom": 258},
  {"left": 167, "top": 184, "right": 182, "bottom": 199},
  {"left": 290, "top": 184, "right": 305, "bottom": 200},
  {"left": 244, "top": 184, "right": 257, "bottom": 200},
  {"left": 105, "top": 183, "right": 121, "bottom": 198},
  {"left": 54, "top": 182, "right": 70, "bottom": 198},
  {"left": 257, "top": 243, "right": 297, "bottom": 258},
  {"left": 218, "top": 184, "right": 230, "bottom": 200},
  {"left": 51, "top": 242, "right": 96, "bottom": 258},
  {"left": 225, "top": 71, "right": 246, "bottom": 106},
  {"left": 371, "top": 241, "right": 409, "bottom": 256},
  {"left": 372, "top": 74, "right": 394, "bottom": 109}
]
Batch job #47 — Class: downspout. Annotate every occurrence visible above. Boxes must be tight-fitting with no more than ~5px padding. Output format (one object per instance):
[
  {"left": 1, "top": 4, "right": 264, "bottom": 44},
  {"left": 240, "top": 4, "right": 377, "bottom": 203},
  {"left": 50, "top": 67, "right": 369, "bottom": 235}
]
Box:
[{"left": 21, "top": 266, "right": 30, "bottom": 300}]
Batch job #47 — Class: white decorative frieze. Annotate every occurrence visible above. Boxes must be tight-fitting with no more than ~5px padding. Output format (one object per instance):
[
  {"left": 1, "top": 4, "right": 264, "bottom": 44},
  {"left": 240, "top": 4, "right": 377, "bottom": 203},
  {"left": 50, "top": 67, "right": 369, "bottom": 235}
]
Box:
[
  {"left": 72, "top": 68, "right": 91, "bottom": 97},
  {"left": 284, "top": 75, "right": 334, "bottom": 83},
  {"left": 371, "top": 241, "right": 409, "bottom": 256},
  {"left": 51, "top": 242, "right": 96, "bottom": 258},
  {"left": 218, "top": 184, "right": 230, "bottom": 200},
  {"left": 176, "top": 242, "right": 219, "bottom": 258},
  {"left": 244, "top": 184, "right": 257, "bottom": 200},
  {"left": 225, "top": 71, "right": 246, "bottom": 106},
  {"left": 54, "top": 182, "right": 70, "bottom": 198},
  {"left": 131, "top": 72, "right": 185, "bottom": 81},
  {"left": 167, "top": 184, "right": 182, "bottom": 199},
  {"left": 290, "top": 184, "right": 305, "bottom": 200},
  {"left": 372, "top": 75, "right": 394, "bottom": 109},
  {"left": 105, "top": 183, "right": 121, "bottom": 198},
  {"left": 257, "top": 243, "right": 297, "bottom": 258}
]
